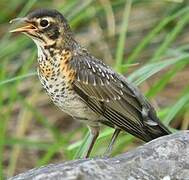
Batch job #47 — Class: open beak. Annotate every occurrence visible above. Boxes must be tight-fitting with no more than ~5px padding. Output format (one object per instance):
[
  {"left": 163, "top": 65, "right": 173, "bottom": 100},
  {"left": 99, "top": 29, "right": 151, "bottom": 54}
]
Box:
[{"left": 9, "top": 17, "right": 37, "bottom": 33}]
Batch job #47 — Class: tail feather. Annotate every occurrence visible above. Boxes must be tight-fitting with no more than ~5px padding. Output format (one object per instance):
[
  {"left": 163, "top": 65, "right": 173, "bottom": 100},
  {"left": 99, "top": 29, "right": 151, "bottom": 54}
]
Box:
[
  {"left": 102, "top": 105, "right": 171, "bottom": 142},
  {"left": 144, "top": 120, "right": 171, "bottom": 141}
]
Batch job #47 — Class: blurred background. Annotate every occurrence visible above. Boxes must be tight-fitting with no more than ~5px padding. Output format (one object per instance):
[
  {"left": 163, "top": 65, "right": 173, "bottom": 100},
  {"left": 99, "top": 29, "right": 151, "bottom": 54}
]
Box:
[{"left": 1, "top": 0, "right": 189, "bottom": 178}]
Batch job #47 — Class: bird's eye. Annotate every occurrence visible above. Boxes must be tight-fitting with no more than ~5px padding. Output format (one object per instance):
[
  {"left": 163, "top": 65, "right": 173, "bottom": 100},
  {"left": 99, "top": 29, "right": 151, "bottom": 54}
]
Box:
[{"left": 40, "top": 19, "right": 49, "bottom": 27}]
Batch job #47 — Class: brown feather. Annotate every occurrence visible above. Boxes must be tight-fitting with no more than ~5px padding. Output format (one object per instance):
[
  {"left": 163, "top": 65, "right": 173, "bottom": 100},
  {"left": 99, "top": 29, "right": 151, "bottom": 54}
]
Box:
[{"left": 69, "top": 48, "right": 171, "bottom": 141}]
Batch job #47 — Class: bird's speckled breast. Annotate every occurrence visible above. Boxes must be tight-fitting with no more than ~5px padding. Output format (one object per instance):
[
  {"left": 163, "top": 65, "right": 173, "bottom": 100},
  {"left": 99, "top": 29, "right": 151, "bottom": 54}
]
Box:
[{"left": 37, "top": 48, "right": 99, "bottom": 123}]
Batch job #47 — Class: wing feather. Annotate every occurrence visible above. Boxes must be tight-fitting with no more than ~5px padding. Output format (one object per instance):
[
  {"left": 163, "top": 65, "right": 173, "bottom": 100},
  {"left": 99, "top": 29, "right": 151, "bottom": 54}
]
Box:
[{"left": 69, "top": 49, "right": 170, "bottom": 141}]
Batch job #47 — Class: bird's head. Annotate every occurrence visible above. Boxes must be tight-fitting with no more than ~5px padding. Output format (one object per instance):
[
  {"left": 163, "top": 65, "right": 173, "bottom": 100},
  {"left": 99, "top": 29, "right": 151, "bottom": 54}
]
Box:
[{"left": 10, "top": 9, "right": 73, "bottom": 48}]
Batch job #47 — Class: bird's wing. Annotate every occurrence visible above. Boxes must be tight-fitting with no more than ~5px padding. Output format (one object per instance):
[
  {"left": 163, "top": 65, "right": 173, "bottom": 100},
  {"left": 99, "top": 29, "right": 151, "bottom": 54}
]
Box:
[{"left": 69, "top": 50, "right": 170, "bottom": 141}]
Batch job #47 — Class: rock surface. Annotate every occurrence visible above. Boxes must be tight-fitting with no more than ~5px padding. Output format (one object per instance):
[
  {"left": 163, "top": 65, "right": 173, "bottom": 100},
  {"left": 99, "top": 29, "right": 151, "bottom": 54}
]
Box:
[{"left": 9, "top": 131, "right": 189, "bottom": 180}]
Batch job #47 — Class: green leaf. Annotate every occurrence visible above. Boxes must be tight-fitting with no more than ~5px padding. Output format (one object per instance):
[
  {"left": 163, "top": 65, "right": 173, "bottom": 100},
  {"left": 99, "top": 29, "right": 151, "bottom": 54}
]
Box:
[
  {"left": 115, "top": 0, "right": 132, "bottom": 72},
  {"left": 127, "top": 6, "right": 189, "bottom": 64},
  {"left": 164, "top": 93, "right": 189, "bottom": 125},
  {"left": 128, "top": 54, "right": 189, "bottom": 85}
]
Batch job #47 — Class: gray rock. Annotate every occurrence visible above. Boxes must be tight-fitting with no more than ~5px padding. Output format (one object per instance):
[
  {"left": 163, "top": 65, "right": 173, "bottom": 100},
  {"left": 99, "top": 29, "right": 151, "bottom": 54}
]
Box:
[{"left": 9, "top": 131, "right": 189, "bottom": 180}]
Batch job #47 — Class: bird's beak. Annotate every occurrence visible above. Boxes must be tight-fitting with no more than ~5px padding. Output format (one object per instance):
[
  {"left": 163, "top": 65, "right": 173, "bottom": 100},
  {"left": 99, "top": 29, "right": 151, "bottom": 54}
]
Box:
[{"left": 9, "top": 17, "right": 37, "bottom": 33}]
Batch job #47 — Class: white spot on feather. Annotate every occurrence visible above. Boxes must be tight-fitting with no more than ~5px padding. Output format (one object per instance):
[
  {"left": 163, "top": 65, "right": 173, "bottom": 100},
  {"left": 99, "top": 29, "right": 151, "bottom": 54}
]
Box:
[
  {"left": 86, "top": 61, "right": 91, "bottom": 68},
  {"left": 77, "top": 75, "right": 80, "bottom": 81},
  {"left": 93, "top": 78, "right": 97, "bottom": 86},
  {"left": 99, "top": 78, "right": 104, "bottom": 86},
  {"left": 92, "top": 66, "right": 96, "bottom": 73},
  {"left": 101, "top": 72, "right": 105, "bottom": 77},
  {"left": 119, "top": 90, "right": 123, "bottom": 95}
]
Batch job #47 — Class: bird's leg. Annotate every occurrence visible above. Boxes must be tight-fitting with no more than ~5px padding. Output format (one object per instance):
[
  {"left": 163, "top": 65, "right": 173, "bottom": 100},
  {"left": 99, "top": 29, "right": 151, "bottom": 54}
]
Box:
[
  {"left": 104, "top": 128, "right": 121, "bottom": 157},
  {"left": 84, "top": 126, "right": 100, "bottom": 158}
]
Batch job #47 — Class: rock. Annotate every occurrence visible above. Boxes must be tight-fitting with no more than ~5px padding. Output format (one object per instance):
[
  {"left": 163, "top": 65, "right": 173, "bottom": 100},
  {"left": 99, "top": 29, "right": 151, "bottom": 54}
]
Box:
[{"left": 9, "top": 131, "right": 189, "bottom": 180}]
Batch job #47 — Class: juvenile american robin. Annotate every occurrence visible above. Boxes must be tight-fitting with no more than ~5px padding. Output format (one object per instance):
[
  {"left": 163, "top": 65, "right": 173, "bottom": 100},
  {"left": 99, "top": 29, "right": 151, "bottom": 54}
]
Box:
[{"left": 10, "top": 9, "right": 171, "bottom": 158}]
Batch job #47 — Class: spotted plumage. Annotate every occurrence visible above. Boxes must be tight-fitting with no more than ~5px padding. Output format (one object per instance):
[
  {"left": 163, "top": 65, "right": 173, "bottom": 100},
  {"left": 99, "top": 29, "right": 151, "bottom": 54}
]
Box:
[{"left": 10, "top": 8, "right": 171, "bottom": 158}]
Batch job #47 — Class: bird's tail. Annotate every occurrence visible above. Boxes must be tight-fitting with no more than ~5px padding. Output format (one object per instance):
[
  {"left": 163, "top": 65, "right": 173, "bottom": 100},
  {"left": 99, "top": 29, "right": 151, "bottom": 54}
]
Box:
[
  {"left": 144, "top": 120, "right": 171, "bottom": 142},
  {"left": 135, "top": 95, "right": 172, "bottom": 142}
]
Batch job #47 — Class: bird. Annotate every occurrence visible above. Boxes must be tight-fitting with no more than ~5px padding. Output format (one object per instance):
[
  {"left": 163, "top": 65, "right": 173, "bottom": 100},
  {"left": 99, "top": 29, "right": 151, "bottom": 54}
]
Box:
[{"left": 10, "top": 8, "right": 171, "bottom": 158}]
